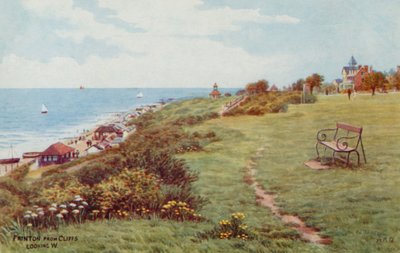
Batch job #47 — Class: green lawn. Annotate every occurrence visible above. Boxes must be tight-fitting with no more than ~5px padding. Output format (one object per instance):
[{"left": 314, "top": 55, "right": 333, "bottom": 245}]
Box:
[{"left": 3, "top": 93, "right": 400, "bottom": 253}]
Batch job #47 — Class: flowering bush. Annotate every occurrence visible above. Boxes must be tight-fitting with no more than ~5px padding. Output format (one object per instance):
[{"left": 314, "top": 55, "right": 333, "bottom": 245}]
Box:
[
  {"left": 160, "top": 200, "right": 202, "bottom": 221},
  {"left": 83, "top": 169, "right": 161, "bottom": 217},
  {"left": 175, "top": 140, "right": 202, "bottom": 154},
  {"left": 21, "top": 195, "right": 89, "bottom": 229},
  {"left": 39, "top": 179, "right": 84, "bottom": 204},
  {"left": 198, "top": 212, "right": 256, "bottom": 240}
]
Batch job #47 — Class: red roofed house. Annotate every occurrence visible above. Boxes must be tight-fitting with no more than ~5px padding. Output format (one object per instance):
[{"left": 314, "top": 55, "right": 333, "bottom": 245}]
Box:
[
  {"left": 209, "top": 83, "right": 221, "bottom": 99},
  {"left": 39, "top": 142, "right": 76, "bottom": 167}
]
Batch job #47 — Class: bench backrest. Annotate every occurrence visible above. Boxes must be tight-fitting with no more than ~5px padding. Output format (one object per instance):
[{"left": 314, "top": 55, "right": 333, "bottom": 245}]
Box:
[
  {"left": 336, "top": 123, "right": 362, "bottom": 134},
  {"left": 333, "top": 122, "right": 363, "bottom": 149}
]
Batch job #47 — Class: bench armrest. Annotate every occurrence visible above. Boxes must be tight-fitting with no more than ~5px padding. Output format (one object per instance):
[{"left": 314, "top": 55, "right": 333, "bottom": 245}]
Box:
[
  {"left": 316, "top": 128, "right": 336, "bottom": 142},
  {"left": 336, "top": 135, "right": 359, "bottom": 151}
]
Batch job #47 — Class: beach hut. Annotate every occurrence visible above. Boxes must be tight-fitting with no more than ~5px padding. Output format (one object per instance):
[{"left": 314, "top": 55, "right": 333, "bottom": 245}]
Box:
[
  {"left": 39, "top": 142, "right": 76, "bottom": 167},
  {"left": 93, "top": 125, "right": 122, "bottom": 140},
  {"left": 85, "top": 144, "right": 103, "bottom": 155}
]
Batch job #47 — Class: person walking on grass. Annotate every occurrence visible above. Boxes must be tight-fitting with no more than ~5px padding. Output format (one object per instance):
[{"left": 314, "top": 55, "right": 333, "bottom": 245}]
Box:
[{"left": 347, "top": 88, "right": 352, "bottom": 100}]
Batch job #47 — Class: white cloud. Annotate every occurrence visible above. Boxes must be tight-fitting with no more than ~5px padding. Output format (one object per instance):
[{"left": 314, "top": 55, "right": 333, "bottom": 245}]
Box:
[
  {"left": 97, "top": 0, "right": 300, "bottom": 36},
  {"left": 1, "top": 0, "right": 301, "bottom": 88}
]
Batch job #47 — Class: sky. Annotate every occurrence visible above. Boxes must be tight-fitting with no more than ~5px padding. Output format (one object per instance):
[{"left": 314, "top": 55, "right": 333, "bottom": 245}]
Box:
[{"left": 0, "top": 0, "right": 399, "bottom": 88}]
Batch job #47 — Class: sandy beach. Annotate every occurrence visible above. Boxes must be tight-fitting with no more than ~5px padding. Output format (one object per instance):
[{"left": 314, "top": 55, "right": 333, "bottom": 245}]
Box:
[{"left": 0, "top": 103, "right": 163, "bottom": 176}]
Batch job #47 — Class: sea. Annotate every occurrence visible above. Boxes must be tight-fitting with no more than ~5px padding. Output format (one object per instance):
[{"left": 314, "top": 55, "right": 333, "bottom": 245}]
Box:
[{"left": 0, "top": 88, "right": 238, "bottom": 159}]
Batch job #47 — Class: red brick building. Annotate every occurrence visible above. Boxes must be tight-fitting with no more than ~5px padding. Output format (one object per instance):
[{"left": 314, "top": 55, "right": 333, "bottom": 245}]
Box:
[{"left": 354, "top": 65, "right": 373, "bottom": 91}]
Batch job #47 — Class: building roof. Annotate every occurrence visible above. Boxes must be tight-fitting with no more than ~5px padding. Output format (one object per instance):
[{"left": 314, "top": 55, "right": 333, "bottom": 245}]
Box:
[
  {"left": 209, "top": 90, "right": 221, "bottom": 96},
  {"left": 348, "top": 56, "right": 357, "bottom": 66},
  {"left": 342, "top": 66, "right": 358, "bottom": 74},
  {"left": 95, "top": 125, "right": 119, "bottom": 134},
  {"left": 41, "top": 142, "right": 75, "bottom": 156}
]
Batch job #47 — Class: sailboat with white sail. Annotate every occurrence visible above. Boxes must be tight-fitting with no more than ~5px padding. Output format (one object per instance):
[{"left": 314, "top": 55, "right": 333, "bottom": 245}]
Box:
[
  {"left": 41, "top": 104, "right": 48, "bottom": 114},
  {"left": 137, "top": 92, "right": 143, "bottom": 98}
]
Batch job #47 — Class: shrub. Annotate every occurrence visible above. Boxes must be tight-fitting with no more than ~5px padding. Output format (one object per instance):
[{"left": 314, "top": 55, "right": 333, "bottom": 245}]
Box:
[
  {"left": 191, "top": 131, "right": 202, "bottom": 138},
  {"left": 38, "top": 178, "right": 84, "bottom": 204},
  {"left": 75, "top": 162, "right": 121, "bottom": 186},
  {"left": 135, "top": 151, "right": 198, "bottom": 188},
  {"left": 86, "top": 169, "right": 161, "bottom": 215},
  {"left": 246, "top": 106, "right": 264, "bottom": 115},
  {"left": 160, "top": 200, "right": 202, "bottom": 221},
  {"left": 41, "top": 167, "right": 64, "bottom": 178},
  {"left": 0, "top": 189, "right": 23, "bottom": 227},
  {"left": 198, "top": 212, "right": 256, "bottom": 240},
  {"left": 160, "top": 184, "right": 207, "bottom": 211},
  {"left": 9, "top": 164, "right": 30, "bottom": 181},
  {"left": 130, "top": 112, "right": 156, "bottom": 130},
  {"left": 304, "top": 93, "right": 317, "bottom": 103},
  {"left": 204, "top": 131, "right": 216, "bottom": 138},
  {"left": 176, "top": 139, "right": 202, "bottom": 154},
  {"left": 0, "top": 178, "right": 31, "bottom": 205}
]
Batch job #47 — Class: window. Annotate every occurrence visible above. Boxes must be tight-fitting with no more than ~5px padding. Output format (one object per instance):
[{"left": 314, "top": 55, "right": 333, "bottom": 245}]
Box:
[
  {"left": 53, "top": 156, "right": 58, "bottom": 161},
  {"left": 43, "top": 156, "right": 47, "bottom": 162}
]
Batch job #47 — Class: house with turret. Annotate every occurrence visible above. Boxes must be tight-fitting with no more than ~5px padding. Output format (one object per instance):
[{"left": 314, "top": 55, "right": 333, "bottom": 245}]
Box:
[{"left": 338, "top": 56, "right": 373, "bottom": 91}]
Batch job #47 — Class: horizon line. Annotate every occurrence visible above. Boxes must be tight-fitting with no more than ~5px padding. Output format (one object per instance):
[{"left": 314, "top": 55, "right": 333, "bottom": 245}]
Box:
[{"left": 0, "top": 87, "right": 243, "bottom": 89}]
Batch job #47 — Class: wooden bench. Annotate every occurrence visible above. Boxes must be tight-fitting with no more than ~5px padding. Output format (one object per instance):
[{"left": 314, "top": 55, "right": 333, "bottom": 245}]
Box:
[{"left": 316, "top": 123, "right": 366, "bottom": 166}]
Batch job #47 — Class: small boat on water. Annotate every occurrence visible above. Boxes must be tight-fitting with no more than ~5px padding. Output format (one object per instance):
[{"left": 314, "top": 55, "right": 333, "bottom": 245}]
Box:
[
  {"left": 41, "top": 104, "right": 48, "bottom": 114},
  {"left": 137, "top": 92, "right": 143, "bottom": 98},
  {"left": 80, "top": 85, "right": 85, "bottom": 89}
]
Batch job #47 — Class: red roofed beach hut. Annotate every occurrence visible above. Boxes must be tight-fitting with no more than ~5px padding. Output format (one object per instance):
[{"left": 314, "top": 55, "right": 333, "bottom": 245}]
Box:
[{"left": 39, "top": 142, "right": 76, "bottom": 167}]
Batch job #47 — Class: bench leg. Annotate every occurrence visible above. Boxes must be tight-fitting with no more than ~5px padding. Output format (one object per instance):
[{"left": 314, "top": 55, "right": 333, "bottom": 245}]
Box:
[
  {"left": 355, "top": 151, "right": 360, "bottom": 166},
  {"left": 315, "top": 142, "right": 321, "bottom": 160},
  {"left": 346, "top": 152, "right": 350, "bottom": 167},
  {"left": 332, "top": 151, "right": 336, "bottom": 164},
  {"left": 360, "top": 138, "right": 367, "bottom": 164}
]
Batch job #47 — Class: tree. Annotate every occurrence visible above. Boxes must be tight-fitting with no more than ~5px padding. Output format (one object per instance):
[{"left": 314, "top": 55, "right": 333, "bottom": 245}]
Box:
[
  {"left": 305, "top": 74, "right": 324, "bottom": 94},
  {"left": 245, "top": 79, "right": 269, "bottom": 95},
  {"left": 361, "top": 72, "right": 387, "bottom": 95},
  {"left": 291, "top": 79, "right": 305, "bottom": 91},
  {"left": 392, "top": 71, "right": 400, "bottom": 91}
]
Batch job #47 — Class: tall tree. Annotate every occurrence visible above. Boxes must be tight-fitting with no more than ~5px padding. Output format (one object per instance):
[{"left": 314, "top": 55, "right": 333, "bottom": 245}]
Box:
[
  {"left": 291, "top": 79, "right": 305, "bottom": 91},
  {"left": 305, "top": 73, "right": 324, "bottom": 94},
  {"left": 361, "top": 72, "right": 387, "bottom": 95}
]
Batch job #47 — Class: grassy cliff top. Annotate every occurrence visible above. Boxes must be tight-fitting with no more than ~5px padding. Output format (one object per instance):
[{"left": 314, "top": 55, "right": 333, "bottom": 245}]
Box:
[{"left": 3, "top": 93, "right": 400, "bottom": 253}]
